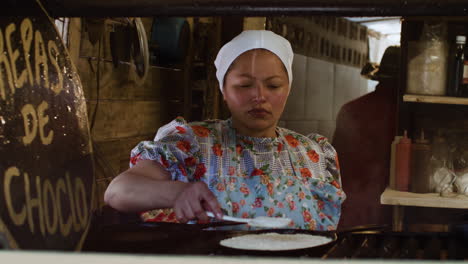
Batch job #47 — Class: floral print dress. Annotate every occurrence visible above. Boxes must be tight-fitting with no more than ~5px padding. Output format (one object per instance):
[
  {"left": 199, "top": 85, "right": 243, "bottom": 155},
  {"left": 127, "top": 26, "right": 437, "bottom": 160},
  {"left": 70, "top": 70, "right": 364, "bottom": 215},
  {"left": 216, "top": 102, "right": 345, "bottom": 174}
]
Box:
[{"left": 130, "top": 117, "right": 346, "bottom": 230}]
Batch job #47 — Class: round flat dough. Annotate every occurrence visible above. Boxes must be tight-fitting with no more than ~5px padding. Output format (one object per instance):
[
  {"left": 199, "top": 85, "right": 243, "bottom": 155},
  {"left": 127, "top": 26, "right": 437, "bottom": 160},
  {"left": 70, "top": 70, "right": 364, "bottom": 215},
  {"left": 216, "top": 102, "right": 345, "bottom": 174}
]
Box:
[{"left": 219, "top": 232, "right": 332, "bottom": 251}]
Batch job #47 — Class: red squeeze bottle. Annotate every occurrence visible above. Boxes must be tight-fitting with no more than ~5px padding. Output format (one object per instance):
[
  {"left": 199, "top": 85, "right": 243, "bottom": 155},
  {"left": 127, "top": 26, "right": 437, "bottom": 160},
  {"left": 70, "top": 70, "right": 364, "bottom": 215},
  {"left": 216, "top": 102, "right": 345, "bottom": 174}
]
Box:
[{"left": 395, "top": 130, "right": 412, "bottom": 192}]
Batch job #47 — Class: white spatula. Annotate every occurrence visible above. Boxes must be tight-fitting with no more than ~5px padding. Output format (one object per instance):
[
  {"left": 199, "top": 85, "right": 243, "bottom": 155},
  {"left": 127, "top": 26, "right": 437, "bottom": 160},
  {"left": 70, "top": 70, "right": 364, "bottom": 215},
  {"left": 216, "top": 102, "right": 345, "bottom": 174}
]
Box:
[{"left": 206, "top": 211, "right": 291, "bottom": 228}]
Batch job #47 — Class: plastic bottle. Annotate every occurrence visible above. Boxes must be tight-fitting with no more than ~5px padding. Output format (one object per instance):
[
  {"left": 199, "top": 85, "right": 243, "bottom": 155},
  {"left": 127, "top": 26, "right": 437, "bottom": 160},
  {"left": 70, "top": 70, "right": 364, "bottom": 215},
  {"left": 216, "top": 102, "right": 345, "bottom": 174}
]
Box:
[
  {"left": 431, "top": 132, "right": 450, "bottom": 169},
  {"left": 410, "top": 130, "right": 432, "bottom": 193},
  {"left": 430, "top": 132, "right": 453, "bottom": 193},
  {"left": 395, "top": 130, "right": 412, "bottom": 192},
  {"left": 389, "top": 136, "right": 402, "bottom": 189},
  {"left": 447, "top": 35, "right": 466, "bottom": 97},
  {"left": 462, "top": 43, "right": 468, "bottom": 97}
]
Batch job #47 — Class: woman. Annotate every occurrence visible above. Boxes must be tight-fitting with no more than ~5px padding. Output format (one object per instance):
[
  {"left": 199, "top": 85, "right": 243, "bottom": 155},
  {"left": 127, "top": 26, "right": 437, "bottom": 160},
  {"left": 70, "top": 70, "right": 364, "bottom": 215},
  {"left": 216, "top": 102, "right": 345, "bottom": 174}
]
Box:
[{"left": 104, "top": 30, "right": 345, "bottom": 230}]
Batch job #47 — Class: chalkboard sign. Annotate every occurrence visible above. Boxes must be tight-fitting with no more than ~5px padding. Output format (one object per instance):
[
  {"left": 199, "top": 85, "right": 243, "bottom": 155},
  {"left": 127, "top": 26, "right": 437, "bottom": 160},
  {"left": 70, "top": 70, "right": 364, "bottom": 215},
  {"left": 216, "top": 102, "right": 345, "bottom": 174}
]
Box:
[{"left": 0, "top": 1, "right": 95, "bottom": 250}]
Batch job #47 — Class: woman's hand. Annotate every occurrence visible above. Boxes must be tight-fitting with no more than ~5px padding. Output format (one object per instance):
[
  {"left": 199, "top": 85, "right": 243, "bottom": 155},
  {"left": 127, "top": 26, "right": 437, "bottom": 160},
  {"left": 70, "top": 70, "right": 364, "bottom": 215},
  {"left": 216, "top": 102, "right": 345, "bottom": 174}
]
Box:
[{"left": 173, "top": 182, "right": 223, "bottom": 223}]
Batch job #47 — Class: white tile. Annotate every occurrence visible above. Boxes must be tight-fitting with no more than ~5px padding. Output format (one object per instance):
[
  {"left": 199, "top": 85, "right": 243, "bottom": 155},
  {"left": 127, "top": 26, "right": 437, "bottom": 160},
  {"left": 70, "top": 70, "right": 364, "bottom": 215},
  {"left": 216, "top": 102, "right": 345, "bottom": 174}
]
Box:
[
  {"left": 354, "top": 71, "right": 369, "bottom": 99},
  {"left": 317, "top": 120, "right": 337, "bottom": 141},
  {"left": 333, "top": 64, "right": 364, "bottom": 120},
  {"left": 304, "top": 57, "right": 334, "bottom": 121},
  {"left": 281, "top": 120, "right": 319, "bottom": 136},
  {"left": 367, "top": 79, "right": 378, "bottom": 93},
  {"left": 277, "top": 120, "right": 287, "bottom": 127},
  {"left": 282, "top": 54, "right": 307, "bottom": 120}
]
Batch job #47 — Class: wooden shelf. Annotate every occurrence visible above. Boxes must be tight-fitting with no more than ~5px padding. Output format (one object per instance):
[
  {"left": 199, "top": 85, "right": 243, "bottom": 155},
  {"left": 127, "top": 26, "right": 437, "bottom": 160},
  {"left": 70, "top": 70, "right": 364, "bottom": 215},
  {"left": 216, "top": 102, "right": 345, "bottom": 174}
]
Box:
[
  {"left": 380, "top": 188, "right": 468, "bottom": 209},
  {"left": 403, "top": 94, "right": 468, "bottom": 105}
]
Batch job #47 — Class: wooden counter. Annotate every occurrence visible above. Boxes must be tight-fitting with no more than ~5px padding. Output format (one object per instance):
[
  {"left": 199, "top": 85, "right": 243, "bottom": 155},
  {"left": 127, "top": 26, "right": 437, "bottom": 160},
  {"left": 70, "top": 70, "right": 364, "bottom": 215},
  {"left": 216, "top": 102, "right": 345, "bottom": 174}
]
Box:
[{"left": 381, "top": 188, "right": 468, "bottom": 209}]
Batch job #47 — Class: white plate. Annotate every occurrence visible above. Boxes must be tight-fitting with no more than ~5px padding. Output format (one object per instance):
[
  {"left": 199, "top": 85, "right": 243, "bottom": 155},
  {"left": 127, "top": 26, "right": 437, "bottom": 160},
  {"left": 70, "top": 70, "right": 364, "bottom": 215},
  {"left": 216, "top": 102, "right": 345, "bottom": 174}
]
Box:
[{"left": 219, "top": 232, "right": 333, "bottom": 251}]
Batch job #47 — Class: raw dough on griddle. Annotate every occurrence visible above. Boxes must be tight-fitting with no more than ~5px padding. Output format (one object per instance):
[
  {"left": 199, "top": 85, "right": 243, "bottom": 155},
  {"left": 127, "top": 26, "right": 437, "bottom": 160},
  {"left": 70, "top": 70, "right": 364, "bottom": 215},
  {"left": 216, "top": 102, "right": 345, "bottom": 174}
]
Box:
[{"left": 220, "top": 232, "right": 332, "bottom": 251}]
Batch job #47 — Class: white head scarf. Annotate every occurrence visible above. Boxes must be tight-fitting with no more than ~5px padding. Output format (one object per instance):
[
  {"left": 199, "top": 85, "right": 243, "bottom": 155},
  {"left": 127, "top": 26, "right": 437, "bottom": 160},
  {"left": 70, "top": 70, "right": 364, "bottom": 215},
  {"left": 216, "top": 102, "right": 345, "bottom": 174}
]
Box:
[{"left": 214, "top": 30, "right": 294, "bottom": 93}]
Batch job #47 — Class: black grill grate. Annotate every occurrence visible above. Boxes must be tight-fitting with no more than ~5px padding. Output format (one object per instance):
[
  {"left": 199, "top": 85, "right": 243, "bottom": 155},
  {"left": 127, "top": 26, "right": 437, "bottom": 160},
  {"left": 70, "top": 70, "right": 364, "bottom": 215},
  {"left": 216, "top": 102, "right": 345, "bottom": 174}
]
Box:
[
  {"left": 323, "top": 232, "right": 467, "bottom": 260},
  {"left": 83, "top": 222, "right": 468, "bottom": 260}
]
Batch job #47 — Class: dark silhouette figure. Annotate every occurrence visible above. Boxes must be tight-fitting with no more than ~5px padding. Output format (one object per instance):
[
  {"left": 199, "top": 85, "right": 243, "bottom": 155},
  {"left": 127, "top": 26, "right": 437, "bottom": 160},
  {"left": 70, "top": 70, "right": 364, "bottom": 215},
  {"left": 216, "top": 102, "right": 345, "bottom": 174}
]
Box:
[{"left": 333, "top": 46, "right": 401, "bottom": 229}]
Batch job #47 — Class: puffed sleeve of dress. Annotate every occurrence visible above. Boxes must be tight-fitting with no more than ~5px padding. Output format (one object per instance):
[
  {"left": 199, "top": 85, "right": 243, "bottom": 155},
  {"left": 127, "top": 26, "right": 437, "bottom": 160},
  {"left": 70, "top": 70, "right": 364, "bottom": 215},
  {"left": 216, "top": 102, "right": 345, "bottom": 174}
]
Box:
[
  {"left": 128, "top": 117, "right": 206, "bottom": 182},
  {"left": 306, "top": 133, "right": 346, "bottom": 230}
]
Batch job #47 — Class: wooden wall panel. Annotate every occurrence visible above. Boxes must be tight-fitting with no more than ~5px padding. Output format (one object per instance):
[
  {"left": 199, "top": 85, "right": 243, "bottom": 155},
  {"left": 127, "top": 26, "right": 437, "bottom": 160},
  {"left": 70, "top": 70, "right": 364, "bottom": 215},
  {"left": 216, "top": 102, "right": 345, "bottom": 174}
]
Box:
[
  {"left": 73, "top": 19, "right": 161, "bottom": 101},
  {"left": 87, "top": 101, "right": 161, "bottom": 141},
  {"left": 92, "top": 135, "right": 153, "bottom": 208},
  {"left": 79, "top": 64, "right": 162, "bottom": 101},
  {"left": 93, "top": 135, "right": 154, "bottom": 177},
  {"left": 67, "top": 18, "right": 171, "bottom": 210}
]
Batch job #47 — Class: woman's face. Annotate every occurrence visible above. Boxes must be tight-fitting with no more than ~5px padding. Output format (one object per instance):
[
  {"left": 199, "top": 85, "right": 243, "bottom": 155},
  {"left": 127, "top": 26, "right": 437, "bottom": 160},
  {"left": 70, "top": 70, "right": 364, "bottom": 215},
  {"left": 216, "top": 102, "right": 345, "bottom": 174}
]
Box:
[{"left": 223, "top": 49, "right": 290, "bottom": 137}]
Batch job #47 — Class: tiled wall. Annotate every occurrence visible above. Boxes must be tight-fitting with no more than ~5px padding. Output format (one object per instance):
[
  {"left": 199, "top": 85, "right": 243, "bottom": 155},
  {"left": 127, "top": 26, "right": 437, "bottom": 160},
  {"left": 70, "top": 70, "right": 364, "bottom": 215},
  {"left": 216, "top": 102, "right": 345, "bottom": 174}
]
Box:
[
  {"left": 281, "top": 54, "right": 368, "bottom": 140},
  {"left": 268, "top": 16, "right": 370, "bottom": 140}
]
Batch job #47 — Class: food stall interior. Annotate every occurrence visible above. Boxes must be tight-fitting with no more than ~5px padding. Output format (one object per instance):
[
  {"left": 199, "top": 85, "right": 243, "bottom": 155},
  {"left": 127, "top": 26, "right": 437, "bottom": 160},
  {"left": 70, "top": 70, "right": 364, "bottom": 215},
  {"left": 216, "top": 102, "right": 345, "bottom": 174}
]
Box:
[{"left": 2, "top": 0, "right": 468, "bottom": 261}]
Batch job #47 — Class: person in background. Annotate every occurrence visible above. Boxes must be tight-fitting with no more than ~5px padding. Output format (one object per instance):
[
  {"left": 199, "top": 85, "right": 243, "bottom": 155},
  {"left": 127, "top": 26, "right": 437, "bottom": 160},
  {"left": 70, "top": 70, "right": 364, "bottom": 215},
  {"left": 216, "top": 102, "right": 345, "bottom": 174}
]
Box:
[
  {"left": 105, "top": 30, "right": 345, "bottom": 230},
  {"left": 332, "top": 46, "right": 401, "bottom": 229}
]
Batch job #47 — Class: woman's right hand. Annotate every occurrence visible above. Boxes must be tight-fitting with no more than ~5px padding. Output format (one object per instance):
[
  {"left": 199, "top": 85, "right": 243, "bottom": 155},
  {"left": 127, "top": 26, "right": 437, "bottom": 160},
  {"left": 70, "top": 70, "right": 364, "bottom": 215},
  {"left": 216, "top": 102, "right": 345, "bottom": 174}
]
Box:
[{"left": 173, "top": 181, "right": 223, "bottom": 223}]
